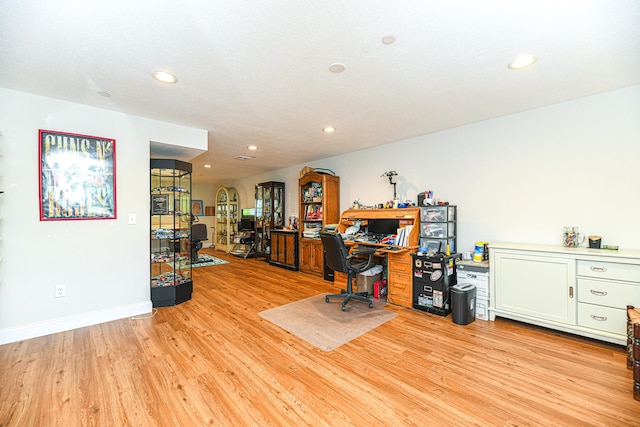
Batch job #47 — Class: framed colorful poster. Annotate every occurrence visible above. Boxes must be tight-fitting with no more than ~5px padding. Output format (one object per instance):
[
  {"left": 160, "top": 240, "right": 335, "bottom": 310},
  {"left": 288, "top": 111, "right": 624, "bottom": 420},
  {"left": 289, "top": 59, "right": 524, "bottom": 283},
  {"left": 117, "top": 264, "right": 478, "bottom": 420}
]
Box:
[{"left": 39, "top": 130, "right": 117, "bottom": 220}]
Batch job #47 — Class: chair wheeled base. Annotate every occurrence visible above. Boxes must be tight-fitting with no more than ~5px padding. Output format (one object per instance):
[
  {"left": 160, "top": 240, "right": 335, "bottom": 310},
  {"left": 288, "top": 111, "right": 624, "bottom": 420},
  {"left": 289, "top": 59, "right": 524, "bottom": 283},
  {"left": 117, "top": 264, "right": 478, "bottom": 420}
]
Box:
[{"left": 326, "top": 288, "right": 374, "bottom": 311}]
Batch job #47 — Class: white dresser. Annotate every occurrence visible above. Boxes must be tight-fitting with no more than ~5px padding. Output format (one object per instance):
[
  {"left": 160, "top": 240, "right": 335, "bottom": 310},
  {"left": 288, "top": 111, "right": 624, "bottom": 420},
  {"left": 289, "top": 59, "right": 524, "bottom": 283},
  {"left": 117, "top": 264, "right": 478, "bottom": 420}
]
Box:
[{"left": 489, "top": 242, "right": 640, "bottom": 345}]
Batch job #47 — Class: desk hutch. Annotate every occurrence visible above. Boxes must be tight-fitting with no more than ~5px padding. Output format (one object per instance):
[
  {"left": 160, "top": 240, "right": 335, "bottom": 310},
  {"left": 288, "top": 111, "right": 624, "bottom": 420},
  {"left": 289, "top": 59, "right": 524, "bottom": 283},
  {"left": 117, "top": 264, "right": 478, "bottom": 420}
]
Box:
[{"left": 335, "top": 208, "right": 421, "bottom": 308}]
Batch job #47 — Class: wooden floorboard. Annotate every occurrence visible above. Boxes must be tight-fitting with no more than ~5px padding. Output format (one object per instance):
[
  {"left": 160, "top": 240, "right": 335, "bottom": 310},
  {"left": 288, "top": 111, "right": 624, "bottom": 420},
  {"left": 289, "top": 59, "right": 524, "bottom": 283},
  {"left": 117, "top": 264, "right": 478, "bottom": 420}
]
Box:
[{"left": 1, "top": 249, "right": 638, "bottom": 426}]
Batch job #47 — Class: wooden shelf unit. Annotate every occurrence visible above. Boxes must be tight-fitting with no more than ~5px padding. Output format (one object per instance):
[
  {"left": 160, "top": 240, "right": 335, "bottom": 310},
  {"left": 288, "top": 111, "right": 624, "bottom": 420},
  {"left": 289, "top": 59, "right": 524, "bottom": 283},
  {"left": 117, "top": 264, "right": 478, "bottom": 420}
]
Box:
[{"left": 298, "top": 172, "right": 340, "bottom": 276}]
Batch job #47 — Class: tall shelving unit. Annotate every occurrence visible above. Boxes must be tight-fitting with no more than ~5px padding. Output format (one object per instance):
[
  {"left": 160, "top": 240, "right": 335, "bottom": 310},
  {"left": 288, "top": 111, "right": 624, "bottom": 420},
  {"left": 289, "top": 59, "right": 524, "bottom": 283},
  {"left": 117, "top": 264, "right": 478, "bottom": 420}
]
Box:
[
  {"left": 298, "top": 172, "right": 340, "bottom": 276},
  {"left": 150, "top": 159, "right": 193, "bottom": 307},
  {"left": 215, "top": 186, "right": 239, "bottom": 253},
  {"left": 254, "top": 181, "right": 285, "bottom": 259},
  {"left": 419, "top": 205, "right": 457, "bottom": 254}
]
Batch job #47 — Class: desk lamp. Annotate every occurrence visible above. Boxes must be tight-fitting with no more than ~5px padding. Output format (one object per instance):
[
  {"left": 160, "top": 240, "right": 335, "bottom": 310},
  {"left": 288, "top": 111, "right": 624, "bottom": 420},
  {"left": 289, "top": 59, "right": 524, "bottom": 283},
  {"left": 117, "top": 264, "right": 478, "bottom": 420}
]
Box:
[{"left": 381, "top": 170, "right": 398, "bottom": 202}]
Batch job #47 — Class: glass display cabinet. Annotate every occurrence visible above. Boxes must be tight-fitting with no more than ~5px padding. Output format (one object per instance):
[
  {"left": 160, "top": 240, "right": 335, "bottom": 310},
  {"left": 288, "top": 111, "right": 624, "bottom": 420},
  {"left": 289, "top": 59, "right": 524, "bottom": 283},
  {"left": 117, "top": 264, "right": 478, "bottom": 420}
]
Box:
[
  {"left": 215, "top": 186, "right": 239, "bottom": 253},
  {"left": 254, "top": 181, "right": 285, "bottom": 259},
  {"left": 150, "top": 159, "right": 193, "bottom": 307}
]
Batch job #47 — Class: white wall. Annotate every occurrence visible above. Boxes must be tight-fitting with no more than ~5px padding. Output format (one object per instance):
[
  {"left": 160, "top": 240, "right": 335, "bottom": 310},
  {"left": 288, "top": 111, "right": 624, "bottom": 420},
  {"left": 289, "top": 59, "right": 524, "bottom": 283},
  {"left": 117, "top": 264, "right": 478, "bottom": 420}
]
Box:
[
  {"left": 2, "top": 85, "right": 637, "bottom": 344},
  {"left": 232, "top": 85, "right": 640, "bottom": 254},
  {"left": 0, "top": 88, "right": 207, "bottom": 344}
]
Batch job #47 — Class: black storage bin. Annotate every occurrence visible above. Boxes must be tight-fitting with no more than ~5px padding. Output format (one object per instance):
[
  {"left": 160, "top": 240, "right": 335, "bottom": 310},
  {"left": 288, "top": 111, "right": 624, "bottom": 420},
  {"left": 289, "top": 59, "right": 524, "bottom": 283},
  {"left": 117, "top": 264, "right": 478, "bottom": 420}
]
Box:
[{"left": 451, "top": 283, "right": 476, "bottom": 325}]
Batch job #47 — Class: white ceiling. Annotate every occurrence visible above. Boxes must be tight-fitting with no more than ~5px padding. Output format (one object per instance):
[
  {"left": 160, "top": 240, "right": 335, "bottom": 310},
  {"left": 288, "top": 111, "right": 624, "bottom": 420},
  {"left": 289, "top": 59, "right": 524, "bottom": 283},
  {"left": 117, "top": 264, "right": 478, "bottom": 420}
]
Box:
[{"left": 2, "top": 1, "right": 639, "bottom": 184}]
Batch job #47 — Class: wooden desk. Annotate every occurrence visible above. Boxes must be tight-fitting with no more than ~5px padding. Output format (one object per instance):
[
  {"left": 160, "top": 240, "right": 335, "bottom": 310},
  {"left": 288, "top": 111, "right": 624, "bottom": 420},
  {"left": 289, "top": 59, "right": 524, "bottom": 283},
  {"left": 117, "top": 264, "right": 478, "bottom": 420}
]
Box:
[{"left": 334, "top": 208, "right": 420, "bottom": 308}]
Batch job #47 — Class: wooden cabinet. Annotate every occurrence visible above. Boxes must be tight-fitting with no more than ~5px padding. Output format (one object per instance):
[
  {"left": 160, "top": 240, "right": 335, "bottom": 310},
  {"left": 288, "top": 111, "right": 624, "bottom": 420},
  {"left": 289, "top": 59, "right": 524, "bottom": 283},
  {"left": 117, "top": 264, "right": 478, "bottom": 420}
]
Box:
[
  {"left": 336, "top": 207, "right": 421, "bottom": 308},
  {"left": 490, "top": 242, "right": 640, "bottom": 345},
  {"left": 255, "top": 181, "right": 285, "bottom": 259},
  {"left": 215, "top": 186, "right": 239, "bottom": 253},
  {"left": 299, "top": 239, "right": 324, "bottom": 275},
  {"left": 298, "top": 172, "right": 340, "bottom": 276},
  {"left": 270, "top": 230, "right": 299, "bottom": 270}
]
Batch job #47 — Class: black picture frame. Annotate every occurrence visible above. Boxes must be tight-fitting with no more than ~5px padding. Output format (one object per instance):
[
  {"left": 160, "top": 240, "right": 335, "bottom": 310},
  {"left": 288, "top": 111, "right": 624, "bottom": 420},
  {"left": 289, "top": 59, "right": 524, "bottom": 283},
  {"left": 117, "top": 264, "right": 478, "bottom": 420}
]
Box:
[{"left": 151, "top": 194, "right": 170, "bottom": 215}]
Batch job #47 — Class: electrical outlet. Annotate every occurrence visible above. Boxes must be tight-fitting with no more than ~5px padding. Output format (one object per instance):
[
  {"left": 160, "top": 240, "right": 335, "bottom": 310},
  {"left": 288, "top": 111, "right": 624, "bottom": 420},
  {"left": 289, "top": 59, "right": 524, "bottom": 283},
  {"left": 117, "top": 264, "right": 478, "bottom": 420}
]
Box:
[{"left": 55, "top": 284, "right": 66, "bottom": 298}]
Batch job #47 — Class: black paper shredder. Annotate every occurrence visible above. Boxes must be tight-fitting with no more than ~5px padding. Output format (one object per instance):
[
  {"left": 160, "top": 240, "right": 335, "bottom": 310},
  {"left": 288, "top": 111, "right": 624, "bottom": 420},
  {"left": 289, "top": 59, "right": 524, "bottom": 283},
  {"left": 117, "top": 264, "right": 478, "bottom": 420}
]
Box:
[{"left": 451, "top": 283, "right": 476, "bottom": 325}]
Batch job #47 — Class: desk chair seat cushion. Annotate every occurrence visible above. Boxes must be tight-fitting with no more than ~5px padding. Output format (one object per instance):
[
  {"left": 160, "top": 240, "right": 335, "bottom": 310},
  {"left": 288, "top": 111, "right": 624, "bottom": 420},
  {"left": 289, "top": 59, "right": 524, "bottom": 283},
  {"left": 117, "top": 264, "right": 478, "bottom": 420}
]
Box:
[{"left": 191, "top": 223, "right": 208, "bottom": 262}]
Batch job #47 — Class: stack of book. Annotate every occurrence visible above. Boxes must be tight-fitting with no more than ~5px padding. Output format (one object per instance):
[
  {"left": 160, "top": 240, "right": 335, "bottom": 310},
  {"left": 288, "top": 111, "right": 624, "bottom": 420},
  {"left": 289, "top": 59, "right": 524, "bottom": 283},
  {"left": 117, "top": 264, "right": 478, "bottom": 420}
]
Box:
[
  {"left": 395, "top": 225, "right": 413, "bottom": 247},
  {"left": 303, "top": 227, "right": 320, "bottom": 238}
]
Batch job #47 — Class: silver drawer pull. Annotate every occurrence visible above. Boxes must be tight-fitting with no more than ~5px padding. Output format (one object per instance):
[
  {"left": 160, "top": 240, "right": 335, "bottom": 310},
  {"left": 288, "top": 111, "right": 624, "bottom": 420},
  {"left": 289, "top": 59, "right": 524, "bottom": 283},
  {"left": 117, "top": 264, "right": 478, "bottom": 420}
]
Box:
[
  {"left": 589, "top": 290, "right": 607, "bottom": 296},
  {"left": 589, "top": 266, "right": 607, "bottom": 272},
  {"left": 590, "top": 314, "right": 607, "bottom": 321}
]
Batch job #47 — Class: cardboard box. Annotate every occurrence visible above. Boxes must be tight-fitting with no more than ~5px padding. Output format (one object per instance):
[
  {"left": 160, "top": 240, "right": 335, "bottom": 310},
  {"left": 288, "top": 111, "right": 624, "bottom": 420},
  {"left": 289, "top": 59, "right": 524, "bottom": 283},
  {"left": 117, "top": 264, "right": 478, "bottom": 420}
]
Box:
[
  {"left": 356, "top": 272, "right": 382, "bottom": 295},
  {"left": 356, "top": 273, "right": 382, "bottom": 295}
]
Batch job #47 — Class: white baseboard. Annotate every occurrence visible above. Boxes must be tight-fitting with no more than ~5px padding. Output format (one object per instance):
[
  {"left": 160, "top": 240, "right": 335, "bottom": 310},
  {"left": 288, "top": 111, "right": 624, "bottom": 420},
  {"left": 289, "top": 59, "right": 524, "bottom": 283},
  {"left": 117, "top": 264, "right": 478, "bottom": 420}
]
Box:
[{"left": 0, "top": 301, "right": 153, "bottom": 345}]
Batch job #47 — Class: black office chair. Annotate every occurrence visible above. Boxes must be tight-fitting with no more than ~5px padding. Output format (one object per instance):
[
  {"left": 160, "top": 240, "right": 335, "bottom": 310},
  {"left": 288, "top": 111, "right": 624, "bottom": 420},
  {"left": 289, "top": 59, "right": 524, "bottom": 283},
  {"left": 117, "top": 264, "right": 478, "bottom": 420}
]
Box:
[
  {"left": 191, "top": 223, "right": 208, "bottom": 262},
  {"left": 320, "top": 231, "right": 378, "bottom": 311}
]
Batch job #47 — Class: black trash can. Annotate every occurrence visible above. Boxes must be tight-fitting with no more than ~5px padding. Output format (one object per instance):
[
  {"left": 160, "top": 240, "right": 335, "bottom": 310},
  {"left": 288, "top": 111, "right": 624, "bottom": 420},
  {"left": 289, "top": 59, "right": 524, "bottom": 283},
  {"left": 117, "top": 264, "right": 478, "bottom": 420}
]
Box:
[{"left": 451, "top": 283, "right": 476, "bottom": 325}]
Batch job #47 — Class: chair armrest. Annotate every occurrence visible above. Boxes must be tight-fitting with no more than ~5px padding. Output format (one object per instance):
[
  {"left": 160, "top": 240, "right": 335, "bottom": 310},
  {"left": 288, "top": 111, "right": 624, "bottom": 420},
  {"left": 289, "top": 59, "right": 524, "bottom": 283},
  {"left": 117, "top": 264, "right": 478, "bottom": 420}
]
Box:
[
  {"left": 351, "top": 246, "right": 377, "bottom": 256},
  {"left": 347, "top": 246, "right": 377, "bottom": 273}
]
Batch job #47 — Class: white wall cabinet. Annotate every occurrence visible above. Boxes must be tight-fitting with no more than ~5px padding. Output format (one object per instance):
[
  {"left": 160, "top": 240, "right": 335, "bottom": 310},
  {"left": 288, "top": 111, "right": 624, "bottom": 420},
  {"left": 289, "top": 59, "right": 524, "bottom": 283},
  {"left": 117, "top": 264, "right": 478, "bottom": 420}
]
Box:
[{"left": 490, "top": 242, "right": 640, "bottom": 345}]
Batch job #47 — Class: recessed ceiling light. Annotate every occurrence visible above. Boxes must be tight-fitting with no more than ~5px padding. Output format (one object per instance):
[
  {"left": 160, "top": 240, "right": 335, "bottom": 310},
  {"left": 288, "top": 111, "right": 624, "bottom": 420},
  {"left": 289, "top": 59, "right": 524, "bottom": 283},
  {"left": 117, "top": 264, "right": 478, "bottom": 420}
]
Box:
[
  {"left": 98, "top": 91, "right": 111, "bottom": 97},
  {"left": 247, "top": 145, "right": 258, "bottom": 151},
  {"left": 508, "top": 55, "right": 537, "bottom": 70},
  {"left": 382, "top": 34, "right": 396, "bottom": 45},
  {"left": 204, "top": 164, "right": 211, "bottom": 168},
  {"left": 323, "top": 126, "right": 336, "bottom": 133},
  {"left": 152, "top": 71, "right": 178, "bottom": 84},
  {"left": 329, "top": 63, "right": 346, "bottom": 73}
]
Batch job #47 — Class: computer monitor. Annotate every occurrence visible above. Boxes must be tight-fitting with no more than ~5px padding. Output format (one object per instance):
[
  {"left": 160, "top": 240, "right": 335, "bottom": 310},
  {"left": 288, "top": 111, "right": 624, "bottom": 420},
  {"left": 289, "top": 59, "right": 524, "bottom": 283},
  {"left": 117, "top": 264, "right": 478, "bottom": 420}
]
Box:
[
  {"left": 240, "top": 217, "right": 255, "bottom": 231},
  {"left": 367, "top": 219, "right": 399, "bottom": 236},
  {"left": 242, "top": 208, "right": 255, "bottom": 217}
]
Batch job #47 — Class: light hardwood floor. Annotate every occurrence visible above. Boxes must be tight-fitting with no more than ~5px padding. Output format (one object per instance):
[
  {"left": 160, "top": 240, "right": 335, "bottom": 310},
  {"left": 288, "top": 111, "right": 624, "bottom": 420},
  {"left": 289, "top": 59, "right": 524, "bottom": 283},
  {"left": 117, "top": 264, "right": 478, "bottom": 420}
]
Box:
[{"left": 1, "top": 249, "right": 638, "bottom": 426}]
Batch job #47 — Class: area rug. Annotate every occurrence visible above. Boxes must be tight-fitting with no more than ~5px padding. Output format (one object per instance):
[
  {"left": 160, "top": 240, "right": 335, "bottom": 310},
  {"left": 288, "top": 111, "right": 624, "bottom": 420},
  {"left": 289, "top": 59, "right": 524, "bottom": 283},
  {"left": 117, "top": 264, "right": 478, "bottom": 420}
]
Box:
[
  {"left": 258, "top": 293, "right": 397, "bottom": 352},
  {"left": 180, "top": 254, "right": 229, "bottom": 269}
]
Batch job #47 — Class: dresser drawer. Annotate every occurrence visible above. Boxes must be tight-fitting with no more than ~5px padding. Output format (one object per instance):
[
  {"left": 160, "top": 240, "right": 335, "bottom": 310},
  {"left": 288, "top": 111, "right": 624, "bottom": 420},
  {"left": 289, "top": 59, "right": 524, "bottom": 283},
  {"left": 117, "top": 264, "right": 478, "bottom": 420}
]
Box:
[
  {"left": 387, "top": 273, "right": 412, "bottom": 308},
  {"left": 388, "top": 254, "right": 412, "bottom": 273},
  {"left": 577, "top": 260, "right": 640, "bottom": 282},
  {"left": 577, "top": 278, "right": 640, "bottom": 308},
  {"left": 577, "top": 303, "right": 626, "bottom": 335},
  {"left": 388, "top": 273, "right": 411, "bottom": 292}
]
